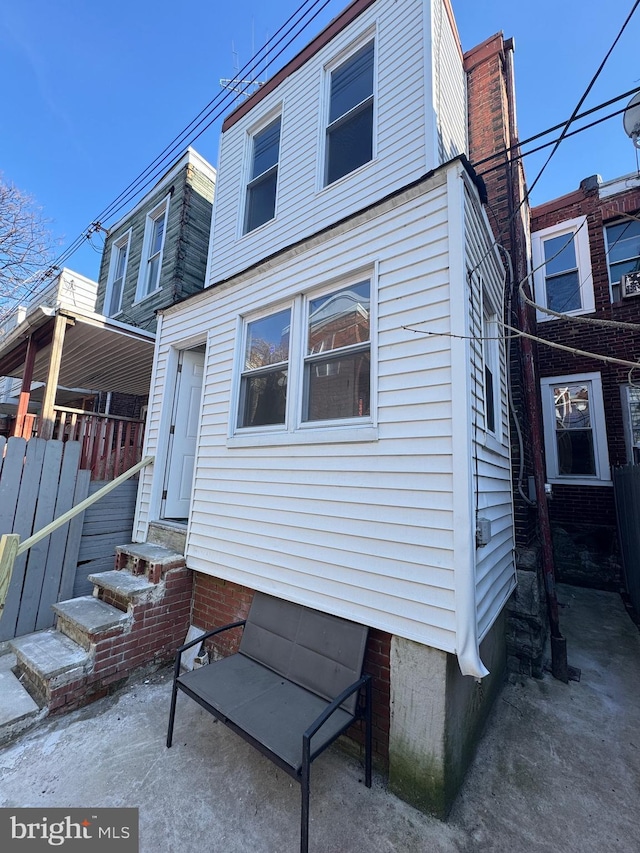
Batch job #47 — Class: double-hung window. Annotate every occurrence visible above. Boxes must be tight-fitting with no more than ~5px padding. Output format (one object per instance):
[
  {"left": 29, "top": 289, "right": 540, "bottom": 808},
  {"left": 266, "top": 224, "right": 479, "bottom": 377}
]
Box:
[
  {"left": 540, "top": 372, "right": 610, "bottom": 484},
  {"left": 531, "top": 217, "right": 594, "bottom": 319},
  {"left": 235, "top": 277, "right": 372, "bottom": 435},
  {"left": 304, "top": 280, "right": 370, "bottom": 422},
  {"left": 245, "top": 117, "right": 281, "bottom": 234},
  {"left": 604, "top": 218, "right": 640, "bottom": 301},
  {"left": 137, "top": 196, "right": 169, "bottom": 301},
  {"left": 325, "top": 40, "right": 374, "bottom": 186},
  {"left": 105, "top": 231, "right": 130, "bottom": 316},
  {"left": 621, "top": 384, "right": 640, "bottom": 463},
  {"left": 238, "top": 308, "right": 291, "bottom": 428}
]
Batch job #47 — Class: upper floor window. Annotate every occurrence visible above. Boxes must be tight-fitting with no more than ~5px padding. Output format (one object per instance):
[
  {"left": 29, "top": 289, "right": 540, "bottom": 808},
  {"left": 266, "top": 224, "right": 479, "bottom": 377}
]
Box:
[
  {"left": 245, "top": 117, "right": 281, "bottom": 234},
  {"left": 325, "top": 40, "right": 374, "bottom": 186},
  {"left": 531, "top": 217, "right": 594, "bottom": 320},
  {"left": 136, "top": 195, "right": 169, "bottom": 301},
  {"left": 605, "top": 218, "right": 640, "bottom": 302},
  {"left": 105, "top": 230, "right": 130, "bottom": 316},
  {"left": 540, "top": 372, "right": 610, "bottom": 484}
]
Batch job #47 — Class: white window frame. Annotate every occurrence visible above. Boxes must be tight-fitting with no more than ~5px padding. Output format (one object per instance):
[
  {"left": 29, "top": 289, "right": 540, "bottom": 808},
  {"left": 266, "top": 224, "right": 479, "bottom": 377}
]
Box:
[
  {"left": 104, "top": 228, "right": 131, "bottom": 317},
  {"left": 321, "top": 33, "right": 376, "bottom": 190},
  {"left": 531, "top": 217, "right": 594, "bottom": 322},
  {"left": 621, "top": 384, "right": 640, "bottom": 464},
  {"left": 604, "top": 217, "right": 640, "bottom": 303},
  {"left": 481, "top": 290, "right": 500, "bottom": 441},
  {"left": 242, "top": 111, "right": 282, "bottom": 236},
  {"left": 229, "top": 269, "right": 377, "bottom": 447},
  {"left": 135, "top": 194, "right": 170, "bottom": 303},
  {"left": 540, "top": 372, "right": 611, "bottom": 486}
]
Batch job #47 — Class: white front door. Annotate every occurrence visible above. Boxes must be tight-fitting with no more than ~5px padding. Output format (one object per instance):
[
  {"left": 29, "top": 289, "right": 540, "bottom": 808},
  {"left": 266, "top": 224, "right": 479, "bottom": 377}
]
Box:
[{"left": 163, "top": 348, "right": 205, "bottom": 519}]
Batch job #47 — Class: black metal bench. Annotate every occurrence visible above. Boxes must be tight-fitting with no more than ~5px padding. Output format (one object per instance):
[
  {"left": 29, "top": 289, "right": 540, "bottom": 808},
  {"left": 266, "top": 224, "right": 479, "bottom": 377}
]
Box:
[{"left": 167, "top": 591, "right": 372, "bottom": 853}]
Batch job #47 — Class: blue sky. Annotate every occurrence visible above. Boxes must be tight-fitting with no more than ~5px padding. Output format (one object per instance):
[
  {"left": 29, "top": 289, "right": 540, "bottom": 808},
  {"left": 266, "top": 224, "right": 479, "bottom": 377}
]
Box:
[{"left": 1, "top": 0, "right": 638, "bottom": 282}]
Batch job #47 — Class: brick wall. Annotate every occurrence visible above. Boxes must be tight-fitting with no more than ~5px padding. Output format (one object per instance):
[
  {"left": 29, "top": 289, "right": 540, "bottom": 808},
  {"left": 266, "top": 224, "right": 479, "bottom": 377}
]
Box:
[{"left": 192, "top": 572, "right": 391, "bottom": 768}]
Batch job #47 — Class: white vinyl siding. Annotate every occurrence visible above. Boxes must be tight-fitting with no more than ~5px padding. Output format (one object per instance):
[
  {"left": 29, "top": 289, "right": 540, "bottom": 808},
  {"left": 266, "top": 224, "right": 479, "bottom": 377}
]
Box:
[
  {"left": 135, "top": 161, "right": 513, "bottom": 667},
  {"left": 463, "top": 182, "right": 515, "bottom": 641},
  {"left": 208, "top": 0, "right": 465, "bottom": 283}
]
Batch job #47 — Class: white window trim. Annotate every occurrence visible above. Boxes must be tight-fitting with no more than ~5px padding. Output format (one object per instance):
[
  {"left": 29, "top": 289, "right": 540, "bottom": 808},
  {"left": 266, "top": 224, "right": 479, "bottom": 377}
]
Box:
[
  {"left": 228, "top": 267, "right": 377, "bottom": 447},
  {"left": 540, "top": 371, "right": 611, "bottom": 486},
  {"left": 239, "top": 106, "right": 284, "bottom": 239},
  {"left": 604, "top": 218, "right": 640, "bottom": 303},
  {"left": 621, "top": 384, "right": 640, "bottom": 464},
  {"left": 480, "top": 288, "right": 502, "bottom": 446},
  {"left": 134, "top": 193, "right": 170, "bottom": 304},
  {"left": 531, "top": 216, "right": 594, "bottom": 322},
  {"left": 104, "top": 228, "right": 131, "bottom": 317},
  {"left": 318, "top": 28, "right": 377, "bottom": 193}
]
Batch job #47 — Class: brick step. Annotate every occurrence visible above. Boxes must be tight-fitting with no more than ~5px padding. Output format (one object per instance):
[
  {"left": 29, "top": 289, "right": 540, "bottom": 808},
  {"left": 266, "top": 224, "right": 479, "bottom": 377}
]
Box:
[
  {"left": 146, "top": 521, "right": 187, "bottom": 554},
  {"left": 11, "top": 630, "right": 90, "bottom": 708},
  {"left": 53, "top": 597, "right": 130, "bottom": 650},
  {"left": 88, "top": 569, "right": 157, "bottom": 611},
  {"left": 114, "top": 542, "right": 186, "bottom": 584},
  {"left": 0, "top": 653, "right": 44, "bottom": 746}
]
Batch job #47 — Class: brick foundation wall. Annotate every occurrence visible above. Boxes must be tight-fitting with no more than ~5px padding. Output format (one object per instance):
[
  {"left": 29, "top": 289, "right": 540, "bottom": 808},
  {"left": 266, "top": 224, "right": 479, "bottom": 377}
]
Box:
[{"left": 192, "top": 572, "right": 391, "bottom": 769}]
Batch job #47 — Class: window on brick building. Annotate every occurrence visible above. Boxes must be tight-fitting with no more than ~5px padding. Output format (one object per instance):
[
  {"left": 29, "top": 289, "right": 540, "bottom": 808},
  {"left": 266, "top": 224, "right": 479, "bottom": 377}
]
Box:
[
  {"left": 531, "top": 217, "right": 594, "bottom": 320},
  {"left": 621, "top": 384, "right": 640, "bottom": 464},
  {"left": 234, "top": 275, "right": 373, "bottom": 437},
  {"left": 540, "top": 372, "right": 611, "bottom": 484},
  {"left": 604, "top": 218, "right": 640, "bottom": 302}
]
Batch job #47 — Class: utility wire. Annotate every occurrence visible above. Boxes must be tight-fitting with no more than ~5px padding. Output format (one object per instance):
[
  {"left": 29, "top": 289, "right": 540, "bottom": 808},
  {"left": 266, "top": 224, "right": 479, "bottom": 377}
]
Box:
[{"left": 16, "top": 0, "right": 336, "bottom": 301}]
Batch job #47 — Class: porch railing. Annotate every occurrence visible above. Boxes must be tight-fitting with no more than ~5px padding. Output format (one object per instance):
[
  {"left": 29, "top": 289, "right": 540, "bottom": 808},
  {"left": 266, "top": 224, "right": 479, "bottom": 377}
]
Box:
[{"left": 53, "top": 407, "right": 145, "bottom": 480}]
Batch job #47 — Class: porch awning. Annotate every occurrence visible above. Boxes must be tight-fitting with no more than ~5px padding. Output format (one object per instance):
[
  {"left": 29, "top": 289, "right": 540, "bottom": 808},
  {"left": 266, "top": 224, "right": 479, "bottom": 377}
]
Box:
[{"left": 0, "top": 306, "right": 156, "bottom": 397}]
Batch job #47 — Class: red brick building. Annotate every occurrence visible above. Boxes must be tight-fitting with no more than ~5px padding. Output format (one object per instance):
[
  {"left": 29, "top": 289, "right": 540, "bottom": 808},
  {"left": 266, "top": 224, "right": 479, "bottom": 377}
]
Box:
[{"left": 530, "top": 173, "right": 640, "bottom": 588}]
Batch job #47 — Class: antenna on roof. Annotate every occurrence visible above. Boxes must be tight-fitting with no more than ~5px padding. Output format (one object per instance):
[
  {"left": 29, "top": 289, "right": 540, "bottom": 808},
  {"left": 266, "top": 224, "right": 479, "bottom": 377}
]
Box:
[
  {"left": 220, "top": 37, "right": 265, "bottom": 103},
  {"left": 623, "top": 91, "right": 640, "bottom": 149}
]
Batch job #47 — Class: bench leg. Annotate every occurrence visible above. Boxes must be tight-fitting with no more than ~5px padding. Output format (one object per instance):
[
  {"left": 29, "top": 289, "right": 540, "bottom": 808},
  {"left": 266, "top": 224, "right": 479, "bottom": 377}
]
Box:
[
  {"left": 365, "top": 675, "right": 372, "bottom": 788},
  {"left": 301, "top": 739, "right": 311, "bottom": 853},
  {"left": 167, "top": 680, "right": 179, "bottom": 748}
]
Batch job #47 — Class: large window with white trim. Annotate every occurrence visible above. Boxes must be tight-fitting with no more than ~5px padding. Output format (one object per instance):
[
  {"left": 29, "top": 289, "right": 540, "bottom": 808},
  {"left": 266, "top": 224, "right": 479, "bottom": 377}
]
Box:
[
  {"left": 244, "top": 116, "right": 281, "bottom": 234},
  {"left": 104, "top": 230, "right": 130, "bottom": 316},
  {"left": 531, "top": 217, "right": 594, "bottom": 320},
  {"left": 136, "top": 195, "right": 170, "bottom": 301},
  {"left": 325, "top": 40, "right": 374, "bottom": 186},
  {"left": 235, "top": 276, "right": 372, "bottom": 435},
  {"left": 540, "top": 372, "right": 610, "bottom": 484}
]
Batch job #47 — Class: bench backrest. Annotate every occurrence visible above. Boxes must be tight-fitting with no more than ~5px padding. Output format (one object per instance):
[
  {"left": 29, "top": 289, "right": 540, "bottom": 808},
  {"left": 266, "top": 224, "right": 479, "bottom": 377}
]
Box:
[{"left": 239, "top": 592, "right": 368, "bottom": 716}]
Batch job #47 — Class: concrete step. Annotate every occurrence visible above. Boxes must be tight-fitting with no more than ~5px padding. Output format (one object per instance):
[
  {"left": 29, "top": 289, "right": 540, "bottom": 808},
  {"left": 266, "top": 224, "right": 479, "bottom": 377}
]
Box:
[
  {"left": 0, "top": 652, "right": 44, "bottom": 746},
  {"left": 11, "top": 630, "right": 91, "bottom": 707},
  {"left": 53, "top": 596, "right": 130, "bottom": 650},
  {"left": 146, "top": 520, "right": 187, "bottom": 554},
  {"left": 88, "top": 570, "right": 157, "bottom": 607},
  {"left": 114, "top": 542, "right": 186, "bottom": 584}
]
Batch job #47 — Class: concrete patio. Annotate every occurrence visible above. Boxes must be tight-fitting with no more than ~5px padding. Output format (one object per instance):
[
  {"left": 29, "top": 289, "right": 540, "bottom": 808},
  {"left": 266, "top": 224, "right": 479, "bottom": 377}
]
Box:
[{"left": 0, "top": 583, "right": 638, "bottom": 852}]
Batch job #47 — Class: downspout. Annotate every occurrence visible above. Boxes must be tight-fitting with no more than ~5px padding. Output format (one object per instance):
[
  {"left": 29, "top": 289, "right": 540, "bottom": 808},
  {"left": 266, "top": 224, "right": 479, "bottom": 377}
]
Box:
[{"left": 503, "top": 40, "right": 569, "bottom": 682}]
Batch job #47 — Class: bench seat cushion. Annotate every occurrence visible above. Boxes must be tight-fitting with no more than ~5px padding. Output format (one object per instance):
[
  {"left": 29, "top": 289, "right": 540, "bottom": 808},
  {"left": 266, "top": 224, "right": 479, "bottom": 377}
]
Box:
[{"left": 177, "top": 652, "right": 354, "bottom": 772}]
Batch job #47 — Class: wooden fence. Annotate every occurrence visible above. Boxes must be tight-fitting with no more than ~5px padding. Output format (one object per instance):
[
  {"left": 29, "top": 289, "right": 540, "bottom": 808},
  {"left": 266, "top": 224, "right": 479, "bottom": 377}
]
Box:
[
  {"left": 0, "top": 436, "right": 89, "bottom": 641},
  {"left": 612, "top": 463, "right": 640, "bottom": 615},
  {"left": 53, "top": 408, "right": 145, "bottom": 480}
]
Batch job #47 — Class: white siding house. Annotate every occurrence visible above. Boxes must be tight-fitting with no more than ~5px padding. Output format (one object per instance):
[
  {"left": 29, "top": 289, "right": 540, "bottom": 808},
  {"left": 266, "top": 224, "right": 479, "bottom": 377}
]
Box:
[{"left": 133, "top": 0, "right": 515, "bottom": 815}]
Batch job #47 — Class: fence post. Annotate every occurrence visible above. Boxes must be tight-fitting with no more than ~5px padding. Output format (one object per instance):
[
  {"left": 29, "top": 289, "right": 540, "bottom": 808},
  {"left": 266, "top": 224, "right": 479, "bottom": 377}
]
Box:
[{"left": 0, "top": 534, "right": 20, "bottom": 616}]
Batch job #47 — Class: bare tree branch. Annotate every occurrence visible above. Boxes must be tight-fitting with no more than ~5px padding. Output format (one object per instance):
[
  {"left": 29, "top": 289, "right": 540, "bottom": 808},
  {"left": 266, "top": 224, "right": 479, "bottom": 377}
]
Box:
[{"left": 0, "top": 174, "right": 56, "bottom": 324}]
